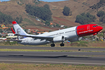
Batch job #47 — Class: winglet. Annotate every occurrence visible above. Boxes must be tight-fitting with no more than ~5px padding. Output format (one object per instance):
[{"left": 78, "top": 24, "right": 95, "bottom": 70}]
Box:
[
  {"left": 11, "top": 28, "right": 15, "bottom": 34},
  {"left": 12, "top": 21, "right": 17, "bottom": 24}
]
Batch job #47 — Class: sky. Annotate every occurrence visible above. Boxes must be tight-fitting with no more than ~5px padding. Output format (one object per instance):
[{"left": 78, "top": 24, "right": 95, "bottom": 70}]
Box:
[
  {"left": 0, "top": 0, "right": 10, "bottom": 2},
  {"left": 0, "top": 0, "right": 66, "bottom": 2}
]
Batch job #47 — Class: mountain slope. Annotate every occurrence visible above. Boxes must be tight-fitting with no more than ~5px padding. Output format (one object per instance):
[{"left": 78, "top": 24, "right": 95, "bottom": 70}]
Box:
[{"left": 0, "top": 0, "right": 104, "bottom": 31}]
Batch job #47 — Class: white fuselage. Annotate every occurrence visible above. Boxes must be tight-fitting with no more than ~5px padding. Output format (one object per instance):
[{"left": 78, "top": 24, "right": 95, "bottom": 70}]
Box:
[
  {"left": 12, "top": 21, "right": 103, "bottom": 46},
  {"left": 19, "top": 26, "right": 78, "bottom": 45}
]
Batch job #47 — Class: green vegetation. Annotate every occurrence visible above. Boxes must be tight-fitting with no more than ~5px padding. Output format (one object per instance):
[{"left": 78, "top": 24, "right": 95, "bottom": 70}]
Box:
[
  {"left": 97, "top": 11, "right": 105, "bottom": 17},
  {"left": 34, "top": 0, "right": 40, "bottom": 4},
  {"left": 15, "top": 16, "right": 23, "bottom": 23},
  {"left": 0, "top": 63, "right": 104, "bottom": 70},
  {"left": 75, "top": 13, "right": 96, "bottom": 24},
  {"left": 76, "top": 41, "right": 88, "bottom": 47},
  {"left": 0, "top": 49, "right": 105, "bottom": 52},
  {"left": 4, "top": 41, "right": 18, "bottom": 45},
  {"left": 0, "top": 49, "right": 75, "bottom": 52},
  {"left": 23, "top": 18, "right": 35, "bottom": 25},
  {"left": 62, "top": 6, "right": 71, "bottom": 16},
  {"left": 45, "top": 20, "right": 50, "bottom": 26},
  {"left": 97, "top": 11, "right": 105, "bottom": 23},
  {"left": 0, "top": 49, "right": 64, "bottom": 52},
  {"left": 56, "top": 23, "right": 60, "bottom": 27},
  {"left": 90, "top": 0, "right": 105, "bottom": 9},
  {"left": 0, "top": 12, "right": 23, "bottom": 24},
  {"left": 0, "top": 12, "right": 13, "bottom": 24},
  {"left": 99, "top": 15, "right": 105, "bottom": 23},
  {"left": 25, "top": 4, "right": 52, "bottom": 21},
  {"left": 1, "top": 41, "right": 105, "bottom": 48}
]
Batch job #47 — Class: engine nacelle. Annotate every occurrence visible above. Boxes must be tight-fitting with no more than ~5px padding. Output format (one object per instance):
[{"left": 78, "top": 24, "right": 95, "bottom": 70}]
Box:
[{"left": 53, "top": 36, "right": 66, "bottom": 42}]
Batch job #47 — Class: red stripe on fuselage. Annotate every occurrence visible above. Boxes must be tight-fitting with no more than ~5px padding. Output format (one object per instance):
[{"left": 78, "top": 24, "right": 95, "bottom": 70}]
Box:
[{"left": 77, "top": 24, "right": 98, "bottom": 37}]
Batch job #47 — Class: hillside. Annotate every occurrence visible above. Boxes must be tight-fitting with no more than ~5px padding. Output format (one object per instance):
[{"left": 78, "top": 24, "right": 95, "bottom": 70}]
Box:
[{"left": 0, "top": 0, "right": 104, "bottom": 31}]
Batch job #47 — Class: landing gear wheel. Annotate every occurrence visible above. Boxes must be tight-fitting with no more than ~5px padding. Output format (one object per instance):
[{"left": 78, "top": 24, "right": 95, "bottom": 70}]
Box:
[
  {"left": 51, "top": 44, "right": 55, "bottom": 47},
  {"left": 60, "top": 43, "right": 64, "bottom": 47}
]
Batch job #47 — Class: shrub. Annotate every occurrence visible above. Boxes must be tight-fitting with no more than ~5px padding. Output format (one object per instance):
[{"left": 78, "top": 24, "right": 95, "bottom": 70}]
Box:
[
  {"left": 62, "top": 6, "right": 70, "bottom": 16},
  {"left": 97, "top": 11, "right": 105, "bottom": 17}
]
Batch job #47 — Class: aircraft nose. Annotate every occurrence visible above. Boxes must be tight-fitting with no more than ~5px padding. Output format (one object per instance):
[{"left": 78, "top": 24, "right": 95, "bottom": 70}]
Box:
[{"left": 99, "top": 26, "right": 103, "bottom": 31}]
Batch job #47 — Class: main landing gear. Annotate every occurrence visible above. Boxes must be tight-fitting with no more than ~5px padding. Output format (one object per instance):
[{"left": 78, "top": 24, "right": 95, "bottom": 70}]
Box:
[
  {"left": 50, "top": 36, "right": 65, "bottom": 47},
  {"left": 60, "top": 36, "right": 65, "bottom": 47},
  {"left": 60, "top": 43, "right": 64, "bottom": 47},
  {"left": 51, "top": 43, "right": 64, "bottom": 47},
  {"left": 51, "top": 43, "right": 55, "bottom": 47},
  {"left": 50, "top": 43, "right": 64, "bottom": 47}
]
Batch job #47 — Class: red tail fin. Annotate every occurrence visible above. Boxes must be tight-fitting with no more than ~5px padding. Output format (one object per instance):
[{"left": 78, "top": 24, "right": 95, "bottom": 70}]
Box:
[{"left": 11, "top": 28, "right": 15, "bottom": 34}]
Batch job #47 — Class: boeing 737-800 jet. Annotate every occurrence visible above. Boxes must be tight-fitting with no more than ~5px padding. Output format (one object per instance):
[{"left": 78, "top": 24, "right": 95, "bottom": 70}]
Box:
[{"left": 11, "top": 21, "right": 103, "bottom": 47}]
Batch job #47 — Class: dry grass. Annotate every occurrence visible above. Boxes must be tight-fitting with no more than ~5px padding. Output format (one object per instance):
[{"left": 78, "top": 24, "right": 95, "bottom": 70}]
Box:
[
  {"left": 0, "top": 0, "right": 103, "bottom": 30},
  {"left": 1, "top": 41, "right": 105, "bottom": 48},
  {"left": 0, "top": 63, "right": 104, "bottom": 70},
  {"left": 0, "top": 49, "right": 105, "bottom": 53}
]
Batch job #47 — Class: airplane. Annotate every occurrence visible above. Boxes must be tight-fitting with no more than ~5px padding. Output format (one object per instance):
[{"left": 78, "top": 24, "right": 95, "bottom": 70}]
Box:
[{"left": 11, "top": 21, "right": 103, "bottom": 47}]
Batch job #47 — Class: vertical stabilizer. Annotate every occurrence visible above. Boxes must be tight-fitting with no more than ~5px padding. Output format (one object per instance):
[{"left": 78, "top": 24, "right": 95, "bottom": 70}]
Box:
[{"left": 12, "top": 21, "right": 28, "bottom": 35}]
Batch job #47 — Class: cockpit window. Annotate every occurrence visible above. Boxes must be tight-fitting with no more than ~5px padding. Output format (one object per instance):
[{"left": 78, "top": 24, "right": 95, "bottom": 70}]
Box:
[{"left": 93, "top": 25, "right": 98, "bottom": 27}]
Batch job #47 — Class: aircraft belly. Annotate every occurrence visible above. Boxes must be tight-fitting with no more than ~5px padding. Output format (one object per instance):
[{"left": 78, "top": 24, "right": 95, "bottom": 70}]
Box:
[{"left": 20, "top": 39, "right": 49, "bottom": 45}]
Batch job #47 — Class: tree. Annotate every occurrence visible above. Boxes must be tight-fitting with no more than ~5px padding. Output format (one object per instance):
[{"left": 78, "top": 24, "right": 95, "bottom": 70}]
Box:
[
  {"left": 0, "top": 12, "right": 13, "bottom": 24},
  {"left": 75, "top": 15, "right": 90, "bottom": 24},
  {"left": 90, "top": 0, "right": 105, "bottom": 9},
  {"left": 15, "top": 16, "right": 23, "bottom": 23},
  {"left": 63, "top": 6, "right": 70, "bottom": 16},
  {"left": 0, "top": 12, "right": 23, "bottom": 24},
  {"left": 75, "top": 13, "right": 96, "bottom": 24},
  {"left": 45, "top": 20, "right": 50, "bottom": 26},
  {"left": 100, "top": 0, "right": 105, "bottom": 4},
  {"left": 99, "top": 15, "right": 105, "bottom": 23},
  {"left": 44, "top": 4, "right": 50, "bottom": 9},
  {"left": 25, "top": 4, "right": 52, "bottom": 21},
  {"left": 44, "top": 4, "right": 52, "bottom": 15},
  {"left": 97, "top": 10, "right": 105, "bottom": 23},
  {"left": 25, "top": 4, "right": 34, "bottom": 15},
  {"left": 86, "top": 13, "right": 96, "bottom": 22},
  {"left": 97, "top": 11, "right": 105, "bottom": 17}
]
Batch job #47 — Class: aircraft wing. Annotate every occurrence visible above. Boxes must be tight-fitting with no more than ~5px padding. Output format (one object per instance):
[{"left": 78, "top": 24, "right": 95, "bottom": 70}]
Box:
[
  {"left": 11, "top": 28, "right": 53, "bottom": 41},
  {"left": 15, "top": 34, "right": 53, "bottom": 41}
]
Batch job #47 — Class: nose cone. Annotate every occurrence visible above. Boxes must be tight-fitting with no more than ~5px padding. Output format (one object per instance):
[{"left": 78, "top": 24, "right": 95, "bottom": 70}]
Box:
[{"left": 99, "top": 26, "right": 103, "bottom": 31}]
